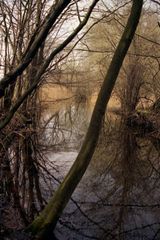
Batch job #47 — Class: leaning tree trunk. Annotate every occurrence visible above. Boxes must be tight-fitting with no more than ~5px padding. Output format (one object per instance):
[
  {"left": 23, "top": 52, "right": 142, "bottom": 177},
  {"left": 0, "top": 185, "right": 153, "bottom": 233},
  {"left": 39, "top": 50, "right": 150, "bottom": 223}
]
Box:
[{"left": 27, "top": 0, "right": 143, "bottom": 239}]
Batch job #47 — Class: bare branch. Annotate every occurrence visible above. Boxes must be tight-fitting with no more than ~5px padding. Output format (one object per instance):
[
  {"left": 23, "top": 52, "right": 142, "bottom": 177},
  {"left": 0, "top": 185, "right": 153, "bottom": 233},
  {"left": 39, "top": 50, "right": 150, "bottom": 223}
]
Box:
[{"left": 0, "top": 0, "right": 72, "bottom": 98}]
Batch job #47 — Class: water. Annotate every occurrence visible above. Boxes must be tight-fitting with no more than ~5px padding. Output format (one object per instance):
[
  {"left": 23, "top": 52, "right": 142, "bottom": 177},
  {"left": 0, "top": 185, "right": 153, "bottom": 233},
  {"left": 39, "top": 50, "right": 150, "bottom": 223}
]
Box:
[{"left": 40, "top": 85, "right": 160, "bottom": 240}]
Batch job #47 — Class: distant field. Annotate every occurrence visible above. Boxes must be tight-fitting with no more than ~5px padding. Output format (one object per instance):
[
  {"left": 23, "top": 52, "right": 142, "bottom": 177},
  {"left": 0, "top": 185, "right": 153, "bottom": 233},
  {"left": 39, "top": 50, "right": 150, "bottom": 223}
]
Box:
[
  {"left": 39, "top": 83, "right": 155, "bottom": 120},
  {"left": 39, "top": 84, "right": 121, "bottom": 114},
  {"left": 39, "top": 84, "right": 74, "bottom": 101}
]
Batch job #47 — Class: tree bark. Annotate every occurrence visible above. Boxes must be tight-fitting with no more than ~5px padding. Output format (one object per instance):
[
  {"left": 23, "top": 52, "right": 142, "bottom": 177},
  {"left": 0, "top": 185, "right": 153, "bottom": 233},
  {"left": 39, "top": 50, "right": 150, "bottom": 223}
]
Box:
[{"left": 27, "top": 0, "right": 143, "bottom": 239}]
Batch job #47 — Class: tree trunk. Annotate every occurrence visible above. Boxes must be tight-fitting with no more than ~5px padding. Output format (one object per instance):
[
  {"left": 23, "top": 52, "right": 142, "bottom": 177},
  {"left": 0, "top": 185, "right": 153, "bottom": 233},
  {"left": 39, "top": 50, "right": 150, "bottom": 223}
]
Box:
[{"left": 27, "top": 0, "right": 143, "bottom": 239}]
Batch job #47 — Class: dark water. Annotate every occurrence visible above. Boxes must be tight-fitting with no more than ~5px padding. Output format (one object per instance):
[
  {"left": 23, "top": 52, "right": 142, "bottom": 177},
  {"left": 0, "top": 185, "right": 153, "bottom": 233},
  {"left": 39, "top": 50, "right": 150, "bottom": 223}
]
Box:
[{"left": 41, "top": 101, "right": 160, "bottom": 240}]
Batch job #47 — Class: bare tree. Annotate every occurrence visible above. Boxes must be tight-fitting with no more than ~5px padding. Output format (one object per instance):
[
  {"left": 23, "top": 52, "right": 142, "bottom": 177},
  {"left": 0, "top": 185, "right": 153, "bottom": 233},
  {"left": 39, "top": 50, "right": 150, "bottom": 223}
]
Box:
[
  {"left": 27, "top": 1, "right": 143, "bottom": 239},
  {"left": 0, "top": 0, "right": 99, "bottom": 228}
]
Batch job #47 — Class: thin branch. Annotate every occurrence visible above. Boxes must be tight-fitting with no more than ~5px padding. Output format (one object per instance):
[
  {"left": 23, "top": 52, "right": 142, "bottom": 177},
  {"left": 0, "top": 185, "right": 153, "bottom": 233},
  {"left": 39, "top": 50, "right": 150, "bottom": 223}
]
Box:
[
  {"left": 0, "top": 0, "right": 100, "bottom": 131},
  {"left": 0, "top": 0, "right": 72, "bottom": 97}
]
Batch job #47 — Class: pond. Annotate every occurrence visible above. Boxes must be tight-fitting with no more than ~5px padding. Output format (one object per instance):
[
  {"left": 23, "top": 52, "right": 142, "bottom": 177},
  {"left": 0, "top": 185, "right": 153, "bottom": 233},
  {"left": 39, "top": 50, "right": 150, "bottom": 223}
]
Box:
[{"left": 39, "top": 85, "right": 160, "bottom": 240}]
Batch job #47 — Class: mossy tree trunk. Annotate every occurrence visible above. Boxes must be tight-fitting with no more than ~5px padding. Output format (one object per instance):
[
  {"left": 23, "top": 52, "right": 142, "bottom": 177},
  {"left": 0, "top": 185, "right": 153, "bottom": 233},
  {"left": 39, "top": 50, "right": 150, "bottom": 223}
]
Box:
[{"left": 27, "top": 0, "right": 143, "bottom": 239}]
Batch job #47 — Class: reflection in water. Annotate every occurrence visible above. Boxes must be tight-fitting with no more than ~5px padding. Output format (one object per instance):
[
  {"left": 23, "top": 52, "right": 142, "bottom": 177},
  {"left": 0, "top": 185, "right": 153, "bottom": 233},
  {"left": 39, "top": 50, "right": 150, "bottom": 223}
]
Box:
[
  {"left": 41, "top": 102, "right": 90, "bottom": 151},
  {"left": 39, "top": 85, "right": 160, "bottom": 240}
]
